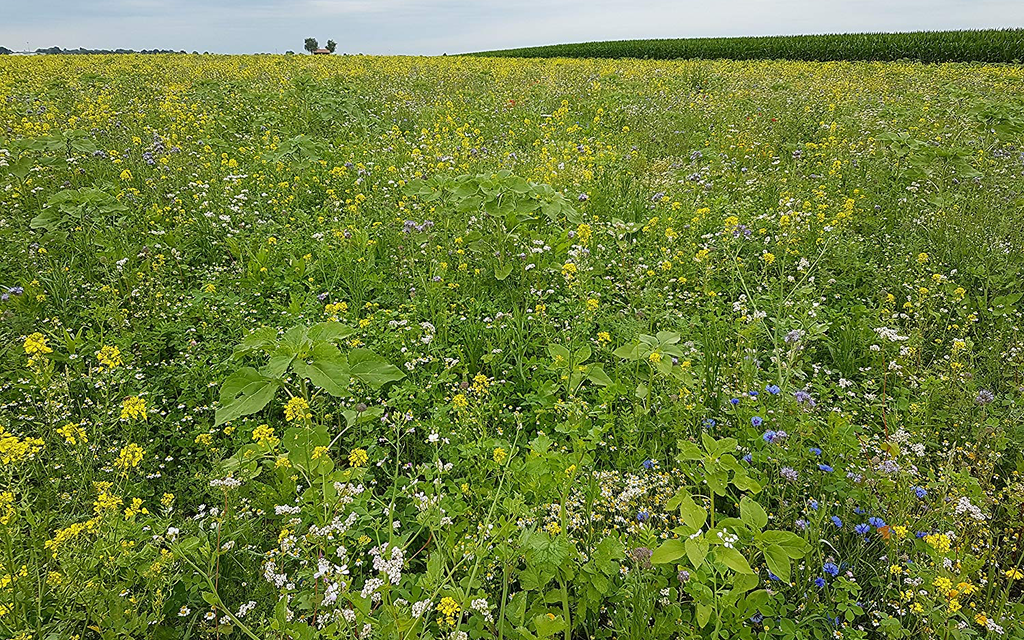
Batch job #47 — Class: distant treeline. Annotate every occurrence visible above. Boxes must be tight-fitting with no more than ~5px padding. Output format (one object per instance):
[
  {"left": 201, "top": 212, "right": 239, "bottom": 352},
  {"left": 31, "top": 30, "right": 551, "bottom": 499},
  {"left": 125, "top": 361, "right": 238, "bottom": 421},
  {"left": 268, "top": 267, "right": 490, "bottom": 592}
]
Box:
[
  {"left": 0, "top": 47, "right": 196, "bottom": 55},
  {"left": 466, "top": 28, "right": 1024, "bottom": 63}
]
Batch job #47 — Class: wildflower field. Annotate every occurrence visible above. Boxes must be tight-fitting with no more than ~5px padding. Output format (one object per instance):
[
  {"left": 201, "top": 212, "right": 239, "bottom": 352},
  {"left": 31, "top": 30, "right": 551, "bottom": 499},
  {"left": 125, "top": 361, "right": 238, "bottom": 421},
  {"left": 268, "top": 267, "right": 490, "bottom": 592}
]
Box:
[{"left": 2, "top": 53, "right": 1024, "bottom": 640}]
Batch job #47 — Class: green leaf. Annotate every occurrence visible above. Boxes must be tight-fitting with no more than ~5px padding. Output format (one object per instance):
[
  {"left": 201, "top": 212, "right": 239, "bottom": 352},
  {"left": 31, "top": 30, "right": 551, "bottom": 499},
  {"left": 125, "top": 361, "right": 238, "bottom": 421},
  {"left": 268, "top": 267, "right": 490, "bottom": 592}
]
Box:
[
  {"left": 679, "top": 493, "right": 708, "bottom": 530},
  {"left": 716, "top": 546, "right": 753, "bottom": 574},
  {"left": 696, "top": 603, "right": 712, "bottom": 628},
  {"left": 586, "top": 364, "right": 612, "bottom": 387},
  {"left": 293, "top": 343, "right": 351, "bottom": 397},
  {"left": 676, "top": 441, "right": 704, "bottom": 461},
  {"left": 348, "top": 348, "right": 405, "bottom": 388},
  {"left": 650, "top": 539, "right": 687, "bottom": 564},
  {"left": 495, "top": 262, "right": 514, "bottom": 280},
  {"left": 307, "top": 321, "right": 354, "bottom": 343},
  {"left": 685, "top": 536, "right": 709, "bottom": 568},
  {"left": 592, "top": 536, "right": 625, "bottom": 574},
  {"left": 215, "top": 367, "right": 278, "bottom": 426},
  {"left": 761, "top": 530, "right": 810, "bottom": 559},
  {"left": 533, "top": 613, "right": 566, "bottom": 638},
  {"left": 762, "top": 544, "right": 791, "bottom": 582},
  {"left": 740, "top": 496, "right": 768, "bottom": 530}
]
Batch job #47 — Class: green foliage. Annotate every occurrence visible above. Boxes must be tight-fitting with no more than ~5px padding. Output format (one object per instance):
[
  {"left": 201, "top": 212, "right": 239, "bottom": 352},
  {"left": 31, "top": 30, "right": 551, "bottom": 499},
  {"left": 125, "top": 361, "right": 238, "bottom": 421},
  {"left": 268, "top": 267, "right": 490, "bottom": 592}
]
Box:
[{"left": 469, "top": 28, "right": 1024, "bottom": 63}]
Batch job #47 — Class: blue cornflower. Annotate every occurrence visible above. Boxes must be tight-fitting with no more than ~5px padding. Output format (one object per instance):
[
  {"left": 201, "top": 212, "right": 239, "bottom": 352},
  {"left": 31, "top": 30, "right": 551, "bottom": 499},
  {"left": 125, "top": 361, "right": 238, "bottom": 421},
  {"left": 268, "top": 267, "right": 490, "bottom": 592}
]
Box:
[
  {"left": 913, "top": 486, "right": 927, "bottom": 499},
  {"left": 767, "top": 571, "right": 781, "bottom": 581},
  {"left": 868, "top": 516, "right": 886, "bottom": 529},
  {"left": 809, "top": 499, "right": 819, "bottom": 511},
  {"left": 704, "top": 418, "right": 717, "bottom": 428},
  {"left": 854, "top": 524, "right": 871, "bottom": 535},
  {"left": 742, "top": 453, "right": 752, "bottom": 463},
  {"left": 814, "top": 577, "right": 826, "bottom": 588},
  {"left": 823, "top": 562, "right": 839, "bottom": 577},
  {"left": 915, "top": 531, "right": 928, "bottom": 539},
  {"left": 749, "top": 390, "right": 759, "bottom": 397},
  {"left": 765, "top": 384, "right": 781, "bottom": 395},
  {"left": 854, "top": 507, "right": 866, "bottom": 515},
  {"left": 730, "top": 398, "right": 740, "bottom": 405},
  {"left": 637, "top": 511, "right": 650, "bottom": 522},
  {"left": 809, "top": 447, "right": 822, "bottom": 456},
  {"left": 818, "top": 464, "right": 834, "bottom": 473},
  {"left": 761, "top": 429, "right": 776, "bottom": 443},
  {"left": 831, "top": 516, "right": 843, "bottom": 528},
  {"left": 751, "top": 416, "right": 763, "bottom": 427},
  {"left": 642, "top": 459, "right": 655, "bottom": 470}
]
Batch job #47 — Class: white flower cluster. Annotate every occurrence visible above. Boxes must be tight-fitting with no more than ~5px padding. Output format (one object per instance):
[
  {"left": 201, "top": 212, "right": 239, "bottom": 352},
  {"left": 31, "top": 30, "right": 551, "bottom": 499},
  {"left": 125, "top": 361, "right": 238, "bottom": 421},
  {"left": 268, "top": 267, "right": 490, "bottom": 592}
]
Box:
[
  {"left": 411, "top": 599, "right": 432, "bottom": 618},
  {"left": 470, "top": 598, "right": 493, "bottom": 623},
  {"left": 954, "top": 496, "right": 986, "bottom": 521},
  {"left": 717, "top": 528, "right": 738, "bottom": 549},
  {"left": 370, "top": 543, "right": 404, "bottom": 585}
]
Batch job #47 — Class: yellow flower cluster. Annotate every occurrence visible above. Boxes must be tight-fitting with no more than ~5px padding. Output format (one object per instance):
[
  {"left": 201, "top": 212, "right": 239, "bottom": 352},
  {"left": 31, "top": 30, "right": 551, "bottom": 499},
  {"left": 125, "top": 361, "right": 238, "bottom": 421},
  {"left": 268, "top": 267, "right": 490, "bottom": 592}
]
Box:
[
  {"left": 252, "top": 424, "right": 279, "bottom": 447},
  {"left": 493, "top": 447, "right": 508, "bottom": 464},
  {"left": 284, "top": 396, "right": 311, "bottom": 422},
  {"left": 120, "top": 396, "right": 148, "bottom": 421},
  {"left": 348, "top": 448, "right": 369, "bottom": 467},
  {"left": 114, "top": 443, "right": 145, "bottom": 473},
  {"left": 436, "top": 596, "right": 461, "bottom": 626},
  {"left": 0, "top": 426, "right": 44, "bottom": 465},
  {"left": 924, "top": 533, "right": 951, "bottom": 553},
  {"left": 96, "top": 345, "right": 123, "bottom": 369},
  {"left": 57, "top": 422, "right": 88, "bottom": 446},
  {"left": 23, "top": 332, "right": 52, "bottom": 356}
]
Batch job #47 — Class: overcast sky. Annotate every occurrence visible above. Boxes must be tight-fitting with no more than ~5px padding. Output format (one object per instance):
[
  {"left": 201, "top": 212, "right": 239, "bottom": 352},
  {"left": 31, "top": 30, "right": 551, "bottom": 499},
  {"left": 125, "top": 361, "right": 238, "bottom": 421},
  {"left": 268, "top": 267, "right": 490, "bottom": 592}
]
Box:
[{"left": 2, "top": 0, "right": 1023, "bottom": 55}]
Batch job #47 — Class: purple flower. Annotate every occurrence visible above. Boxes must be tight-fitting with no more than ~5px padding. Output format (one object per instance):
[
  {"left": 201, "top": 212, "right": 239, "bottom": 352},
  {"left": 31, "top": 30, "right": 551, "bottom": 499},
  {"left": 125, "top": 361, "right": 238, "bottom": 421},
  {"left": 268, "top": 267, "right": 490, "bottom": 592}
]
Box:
[
  {"left": 795, "top": 519, "right": 808, "bottom": 530},
  {"left": 784, "top": 329, "right": 805, "bottom": 343},
  {"left": 794, "top": 390, "right": 813, "bottom": 404},
  {"left": 975, "top": 389, "right": 995, "bottom": 405},
  {"left": 780, "top": 467, "right": 798, "bottom": 482}
]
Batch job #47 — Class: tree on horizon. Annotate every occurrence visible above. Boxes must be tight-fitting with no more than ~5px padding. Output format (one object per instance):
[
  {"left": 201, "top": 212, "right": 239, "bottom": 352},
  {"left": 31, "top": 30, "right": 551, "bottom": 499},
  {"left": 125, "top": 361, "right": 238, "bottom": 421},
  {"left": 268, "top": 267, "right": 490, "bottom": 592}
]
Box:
[
  {"left": 326, "top": 40, "right": 337, "bottom": 53},
  {"left": 304, "top": 37, "right": 319, "bottom": 53}
]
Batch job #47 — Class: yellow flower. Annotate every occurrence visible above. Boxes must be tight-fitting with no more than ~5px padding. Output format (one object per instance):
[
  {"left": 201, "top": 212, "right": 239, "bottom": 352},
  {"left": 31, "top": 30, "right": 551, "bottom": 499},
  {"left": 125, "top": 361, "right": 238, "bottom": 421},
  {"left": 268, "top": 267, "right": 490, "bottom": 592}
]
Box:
[
  {"left": 57, "top": 422, "right": 88, "bottom": 446},
  {"left": 311, "top": 446, "right": 329, "bottom": 460},
  {"left": 1005, "top": 568, "right": 1023, "bottom": 580},
  {"left": 348, "top": 448, "right": 368, "bottom": 467},
  {"left": 114, "top": 443, "right": 145, "bottom": 473},
  {"left": 120, "top": 169, "right": 133, "bottom": 181},
  {"left": 437, "top": 597, "right": 462, "bottom": 626},
  {"left": 889, "top": 564, "right": 903, "bottom": 575},
  {"left": 917, "top": 252, "right": 929, "bottom": 264},
  {"left": 761, "top": 251, "right": 776, "bottom": 265},
  {"left": 96, "top": 345, "right": 122, "bottom": 369},
  {"left": 120, "top": 396, "right": 148, "bottom": 421},
  {"left": 561, "top": 262, "right": 578, "bottom": 279},
  {"left": 493, "top": 447, "right": 508, "bottom": 464},
  {"left": 0, "top": 427, "right": 45, "bottom": 465},
  {"left": 194, "top": 433, "right": 213, "bottom": 446},
  {"left": 23, "top": 332, "right": 52, "bottom": 356},
  {"left": 948, "top": 599, "right": 961, "bottom": 613},
  {"left": 597, "top": 331, "right": 611, "bottom": 344},
  {"left": 284, "top": 396, "right": 311, "bottom": 421},
  {"left": 160, "top": 493, "right": 175, "bottom": 509},
  {"left": 585, "top": 298, "right": 599, "bottom": 312},
  {"left": 648, "top": 351, "right": 662, "bottom": 363},
  {"left": 924, "top": 533, "right": 951, "bottom": 553},
  {"left": 471, "top": 373, "right": 490, "bottom": 394},
  {"left": 0, "top": 491, "right": 15, "bottom": 526},
  {"left": 452, "top": 394, "right": 468, "bottom": 411},
  {"left": 575, "top": 223, "right": 592, "bottom": 243},
  {"left": 252, "top": 424, "right": 279, "bottom": 447},
  {"left": 975, "top": 613, "right": 988, "bottom": 627}
]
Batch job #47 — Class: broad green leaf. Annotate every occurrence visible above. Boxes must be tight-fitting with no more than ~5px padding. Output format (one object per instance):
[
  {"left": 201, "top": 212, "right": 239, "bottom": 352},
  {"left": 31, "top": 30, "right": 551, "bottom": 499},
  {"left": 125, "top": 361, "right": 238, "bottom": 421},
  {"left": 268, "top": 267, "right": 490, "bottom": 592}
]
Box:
[
  {"left": 348, "top": 348, "right": 405, "bottom": 387},
  {"left": 762, "top": 544, "right": 791, "bottom": 582},
  {"left": 717, "top": 546, "right": 754, "bottom": 574},
  {"left": 215, "top": 367, "right": 278, "bottom": 426},
  {"left": 740, "top": 496, "right": 769, "bottom": 530},
  {"left": 685, "top": 536, "right": 709, "bottom": 568},
  {"left": 761, "top": 530, "right": 810, "bottom": 559},
  {"left": 676, "top": 440, "right": 704, "bottom": 461},
  {"left": 308, "top": 321, "right": 354, "bottom": 343},
  {"left": 586, "top": 364, "right": 612, "bottom": 387},
  {"left": 651, "top": 538, "right": 687, "bottom": 564}
]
